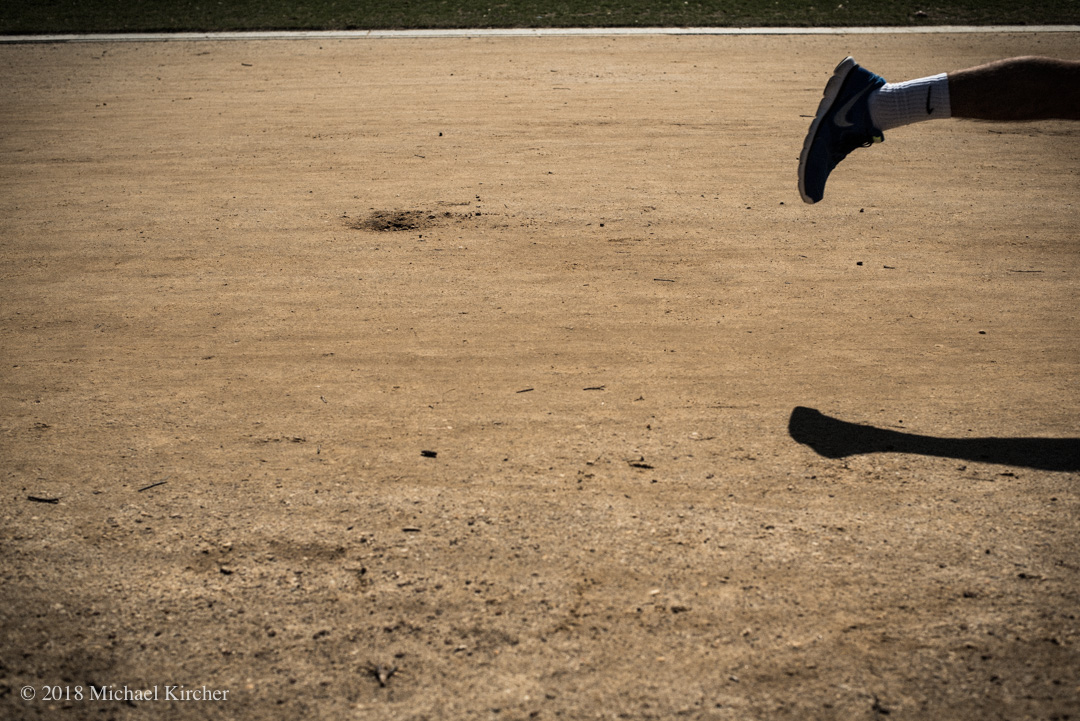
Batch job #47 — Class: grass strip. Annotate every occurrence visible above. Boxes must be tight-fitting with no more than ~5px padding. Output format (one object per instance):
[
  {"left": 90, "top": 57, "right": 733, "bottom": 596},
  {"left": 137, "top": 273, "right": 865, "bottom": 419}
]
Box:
[{"left": 3, "top": 0, "right": 1078, "bottom": 35}]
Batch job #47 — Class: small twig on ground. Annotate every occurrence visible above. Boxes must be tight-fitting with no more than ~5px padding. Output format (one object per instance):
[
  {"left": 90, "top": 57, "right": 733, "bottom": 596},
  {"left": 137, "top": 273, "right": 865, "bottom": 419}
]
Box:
[
  {"left": 27, "top": 495, "right": 60, "bottom": 504},
  {"left": 368, "top": 663, "right": 398, "bottom": 687}
]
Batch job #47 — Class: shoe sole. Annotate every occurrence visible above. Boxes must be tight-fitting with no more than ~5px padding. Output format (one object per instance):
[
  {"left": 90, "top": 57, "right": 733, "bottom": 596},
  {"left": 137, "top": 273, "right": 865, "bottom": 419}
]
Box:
[{"left": 798, "top": 56, "right": 858, "bottom": 204}]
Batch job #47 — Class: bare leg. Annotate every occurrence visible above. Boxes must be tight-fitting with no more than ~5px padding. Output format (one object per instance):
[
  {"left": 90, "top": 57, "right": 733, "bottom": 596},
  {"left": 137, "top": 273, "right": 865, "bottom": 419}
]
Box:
[{"left": 948, "top": 56, "right": 1080, "bottom": 120}]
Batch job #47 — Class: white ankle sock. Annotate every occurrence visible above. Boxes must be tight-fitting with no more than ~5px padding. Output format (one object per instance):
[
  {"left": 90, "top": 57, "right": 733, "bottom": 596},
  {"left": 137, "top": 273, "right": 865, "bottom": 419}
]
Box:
[{"left": 868, "top": 73, "right": 951, "bottom": 131}]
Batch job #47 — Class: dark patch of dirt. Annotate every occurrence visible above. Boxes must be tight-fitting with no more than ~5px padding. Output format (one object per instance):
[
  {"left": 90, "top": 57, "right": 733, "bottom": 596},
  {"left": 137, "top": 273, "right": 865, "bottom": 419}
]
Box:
[{"left": 350, "top": 209, "right": 473, "bottom": 232}]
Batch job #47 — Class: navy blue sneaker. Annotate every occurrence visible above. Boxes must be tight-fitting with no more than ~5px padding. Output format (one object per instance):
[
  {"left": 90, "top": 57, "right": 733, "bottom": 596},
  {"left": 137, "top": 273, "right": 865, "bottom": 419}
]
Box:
[{"left": 799, "top": 57, "right": 886, "bottom": 204}]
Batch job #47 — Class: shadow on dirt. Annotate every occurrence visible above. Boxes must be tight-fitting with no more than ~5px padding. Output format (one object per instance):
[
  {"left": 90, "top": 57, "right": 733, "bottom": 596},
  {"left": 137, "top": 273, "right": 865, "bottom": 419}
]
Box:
[{"left": 788, "top": 406, "right": 1080, "bottom": 472}]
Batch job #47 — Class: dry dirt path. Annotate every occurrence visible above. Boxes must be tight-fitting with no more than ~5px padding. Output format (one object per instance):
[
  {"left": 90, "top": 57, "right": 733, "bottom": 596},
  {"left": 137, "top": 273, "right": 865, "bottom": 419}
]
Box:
[{"left": 1, "top": 31, "right": 1078, "bottom": 720}]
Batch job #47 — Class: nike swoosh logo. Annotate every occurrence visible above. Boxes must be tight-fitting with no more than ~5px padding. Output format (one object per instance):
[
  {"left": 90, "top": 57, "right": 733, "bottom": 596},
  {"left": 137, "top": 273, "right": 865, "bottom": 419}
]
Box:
[
  {"left": 926, "top": 86, "right": 934, "bottom": 115},
  {"left": 834, "top": 83, "right": 875, "bottom": 128}
]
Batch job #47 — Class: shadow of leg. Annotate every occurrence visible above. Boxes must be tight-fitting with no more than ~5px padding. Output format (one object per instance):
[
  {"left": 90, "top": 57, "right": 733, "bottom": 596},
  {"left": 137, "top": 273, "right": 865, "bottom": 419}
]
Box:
[{"left": 788, "top": 406, "right": 1080, "bottom": 472}]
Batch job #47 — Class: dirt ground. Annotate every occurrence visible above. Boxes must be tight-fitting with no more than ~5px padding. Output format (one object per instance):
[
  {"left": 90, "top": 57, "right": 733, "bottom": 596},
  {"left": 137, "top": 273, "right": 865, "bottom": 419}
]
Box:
[{"left": 1, "top": 30, "right": 1078, "bottom": 721}]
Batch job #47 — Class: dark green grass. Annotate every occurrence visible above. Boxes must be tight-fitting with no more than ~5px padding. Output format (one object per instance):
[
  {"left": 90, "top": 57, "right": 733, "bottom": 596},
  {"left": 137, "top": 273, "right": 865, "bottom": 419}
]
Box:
[{"left": 2, "top": 0, "right": 1078, "bottom": 34}]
